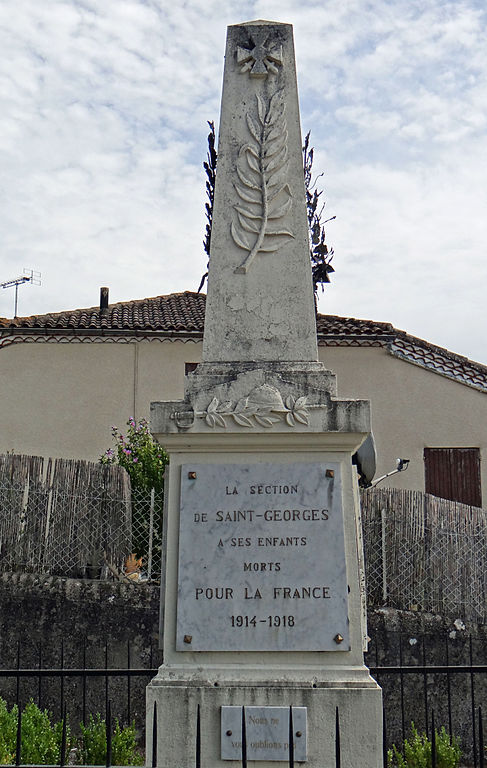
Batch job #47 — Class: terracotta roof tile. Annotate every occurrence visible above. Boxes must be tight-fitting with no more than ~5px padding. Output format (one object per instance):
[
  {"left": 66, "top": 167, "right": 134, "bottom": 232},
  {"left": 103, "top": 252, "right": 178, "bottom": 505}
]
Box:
[
  {"left": 2, "top": 291, "right": 206, "bottom": 332},
  {"left": 2, "top": 292, "right": 392, "bottom": 336},
  {"left": 316, "top": 314, "right": 394, "bottom": 337},
  {"left": 1, "top": 291, "right": 486, "bottom": 392}
]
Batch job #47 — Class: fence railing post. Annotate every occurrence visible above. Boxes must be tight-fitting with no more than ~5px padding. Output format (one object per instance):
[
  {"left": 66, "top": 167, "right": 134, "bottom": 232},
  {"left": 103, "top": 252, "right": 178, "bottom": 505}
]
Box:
[
  {"left": 479, "top": 707, "right": 484, "bottom": 768},
  {"left": 470, "top": 636, "right": 478, "bottom": 768},
  {"left": 147, "top": 488, "right": 155, "bottom": 580},
  {"left": 127, "top": 640, "right": 131, "bottom": 724},
  {"left": 288, "top": 706, "right": 294, "bottom": 768},
  {"left": 152, "top": 701, "right": 158, "bottom": 768},
  {"left": 106, "top": 699, "right": 112, "bottom": 768},
  {"left": 241, "top": 706, "right": 247, "bottom": 768},
  {"left": 15, "top": 705, "right": 21, "bottom": 767},
  {"left": 335, "top": 706, "right": 341, "bottom": 768},
  {"left": 381, "top": 508, "right": 387, "bottom": 602},
  {"left": 59, "top": 702, "right": 67, "bottom": 768},
  {"left": 60, "top": 639, "right": 65, "bottom": 722},
  {"left": 195, "top": 703, "right": 201, "bottom": 768}
]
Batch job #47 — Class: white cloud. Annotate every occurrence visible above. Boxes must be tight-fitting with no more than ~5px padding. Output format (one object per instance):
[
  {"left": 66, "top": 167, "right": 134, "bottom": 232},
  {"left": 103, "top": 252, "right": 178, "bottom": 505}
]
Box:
[{"left": 0, "top": 0, "right": 486, "bottom": 365}]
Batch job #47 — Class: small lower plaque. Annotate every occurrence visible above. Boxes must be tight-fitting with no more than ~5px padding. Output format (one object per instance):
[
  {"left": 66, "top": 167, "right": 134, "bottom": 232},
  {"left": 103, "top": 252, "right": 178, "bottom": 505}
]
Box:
[{"left": 221, "top": 706, "right": 307, "bottom": 762}]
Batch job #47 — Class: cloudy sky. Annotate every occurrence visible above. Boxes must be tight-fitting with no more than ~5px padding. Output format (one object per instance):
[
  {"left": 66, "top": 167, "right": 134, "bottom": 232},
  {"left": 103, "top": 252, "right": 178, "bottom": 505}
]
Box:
[{"left": 1, "top": 0, "right": 486, "bottom": 364}]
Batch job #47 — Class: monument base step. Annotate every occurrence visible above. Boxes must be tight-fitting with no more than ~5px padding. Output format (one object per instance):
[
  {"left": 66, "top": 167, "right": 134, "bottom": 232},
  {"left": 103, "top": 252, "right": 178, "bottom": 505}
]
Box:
[{"left": 146, "top": 675, "right": 382, "bottom": 768}]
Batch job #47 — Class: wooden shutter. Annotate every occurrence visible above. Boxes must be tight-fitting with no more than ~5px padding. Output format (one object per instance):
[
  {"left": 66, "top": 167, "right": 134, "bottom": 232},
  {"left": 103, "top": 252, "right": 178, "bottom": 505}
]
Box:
[{"left": 424, "top": 448, "right": 481, "bottom": 507}]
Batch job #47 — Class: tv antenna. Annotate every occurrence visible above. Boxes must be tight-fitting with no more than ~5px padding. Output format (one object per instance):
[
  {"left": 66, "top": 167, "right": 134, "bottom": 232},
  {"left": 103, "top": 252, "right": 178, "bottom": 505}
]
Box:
[{"left": 1, "top": 269, "right": 41, "bottom": 318}]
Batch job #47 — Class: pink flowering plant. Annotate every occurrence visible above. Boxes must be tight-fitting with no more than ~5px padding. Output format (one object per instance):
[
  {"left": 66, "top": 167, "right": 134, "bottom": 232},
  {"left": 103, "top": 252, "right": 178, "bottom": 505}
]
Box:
[
  {"left": 101, "top": 418, "right": 168, "bottom": 568},
  {"left": 100, "top": 418, "right": 168, "bottom": 493}
]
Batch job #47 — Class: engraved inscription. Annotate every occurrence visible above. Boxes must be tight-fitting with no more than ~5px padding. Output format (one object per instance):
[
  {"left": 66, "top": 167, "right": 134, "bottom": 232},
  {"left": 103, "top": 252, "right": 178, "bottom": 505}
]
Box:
[
  {"left": 221, "top": 706, "right": 307, "bottom": 762},
  {"left": 176, "top": 462, "right": 349, "bottom": 651},
  {"left": 231, "top": 91, "right": 294, "bottom": 273}
]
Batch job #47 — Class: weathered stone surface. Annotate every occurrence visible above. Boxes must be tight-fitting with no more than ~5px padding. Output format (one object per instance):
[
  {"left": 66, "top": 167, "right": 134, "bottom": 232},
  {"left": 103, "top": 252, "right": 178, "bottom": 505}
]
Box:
[
  {"left": 203, "top": 21, "right": 317, "bottom": 363},
  {"left": 151, "top": 363, "right": 371, "bottom": 436},
  {"left": 146, "top": 682, "right": 382, "bottom": 768}
]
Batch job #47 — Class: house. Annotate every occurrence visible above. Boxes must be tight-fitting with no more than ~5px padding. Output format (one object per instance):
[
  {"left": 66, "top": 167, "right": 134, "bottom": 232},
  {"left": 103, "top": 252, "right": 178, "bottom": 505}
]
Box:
[{"left": 1, "top": 289, "right": 486, "bottom": 505}]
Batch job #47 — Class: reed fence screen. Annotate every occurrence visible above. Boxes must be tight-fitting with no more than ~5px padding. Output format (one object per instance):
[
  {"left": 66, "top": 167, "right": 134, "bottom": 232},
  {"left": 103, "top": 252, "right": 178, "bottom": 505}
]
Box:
[
  {"left": 361, "top": 487, "right": 487, "bottom": 623},
  {"left": 1, "top": 455, "right": 486, "bottom": 621},
  {"left": 0, "top": 454, "right": 163, "bottom": 581}
]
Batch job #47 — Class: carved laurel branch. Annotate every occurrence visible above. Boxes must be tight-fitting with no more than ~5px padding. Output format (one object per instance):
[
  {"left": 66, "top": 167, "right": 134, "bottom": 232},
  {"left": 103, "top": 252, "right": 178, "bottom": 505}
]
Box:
[
  {"left": 198, "top": 394, "right": 309, "bottom": 429},
  {"left": 231, "top": 89, "right": 294, "bottom": 274}
]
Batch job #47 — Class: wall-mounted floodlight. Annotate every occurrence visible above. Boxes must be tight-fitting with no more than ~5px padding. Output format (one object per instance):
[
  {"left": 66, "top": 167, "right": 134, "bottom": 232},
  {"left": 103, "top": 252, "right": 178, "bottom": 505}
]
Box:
[
  {"left": 396, "top": 458, "right": 410, "bottom": 473},
  {"left": 369, "top": 458, "right": 410, "bottom": 489}
]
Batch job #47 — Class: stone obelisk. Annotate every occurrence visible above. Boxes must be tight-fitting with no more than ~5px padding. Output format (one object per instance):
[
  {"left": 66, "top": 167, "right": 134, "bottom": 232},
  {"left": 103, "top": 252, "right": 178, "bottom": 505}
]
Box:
[
  {"left": 202, "top": 20, "right": 317, "bottom": 364},
  {"left": 147, "top": 20, "right": 382, "bottom": 768}
]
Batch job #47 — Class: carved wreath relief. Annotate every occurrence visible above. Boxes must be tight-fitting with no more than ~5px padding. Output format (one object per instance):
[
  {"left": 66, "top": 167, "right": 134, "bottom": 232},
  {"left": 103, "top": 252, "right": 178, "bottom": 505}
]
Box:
[
  {"left": 231, "top": 89, "right": 294, "bottom": 273},
  {"left": 199, "top": 385, "right": 309, "bottom": 429}
]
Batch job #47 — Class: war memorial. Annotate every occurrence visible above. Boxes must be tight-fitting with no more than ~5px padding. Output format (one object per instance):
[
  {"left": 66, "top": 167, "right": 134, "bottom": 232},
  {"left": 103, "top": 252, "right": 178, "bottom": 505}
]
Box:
[{"left": 147, "top": 20, "right": 382, "bottom": 767}]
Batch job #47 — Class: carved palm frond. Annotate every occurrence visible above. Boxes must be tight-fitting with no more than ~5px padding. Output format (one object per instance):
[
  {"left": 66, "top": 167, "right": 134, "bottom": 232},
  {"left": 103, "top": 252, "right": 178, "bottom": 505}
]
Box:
[{"left": 232, "top": 90, "right": 294, "bottom": 273}]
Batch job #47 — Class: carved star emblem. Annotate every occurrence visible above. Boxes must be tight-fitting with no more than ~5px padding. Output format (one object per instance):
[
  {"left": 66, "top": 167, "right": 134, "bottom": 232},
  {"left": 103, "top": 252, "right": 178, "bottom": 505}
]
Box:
[{"left": 236, "top": 33, "right": 283, "bottom": 77}]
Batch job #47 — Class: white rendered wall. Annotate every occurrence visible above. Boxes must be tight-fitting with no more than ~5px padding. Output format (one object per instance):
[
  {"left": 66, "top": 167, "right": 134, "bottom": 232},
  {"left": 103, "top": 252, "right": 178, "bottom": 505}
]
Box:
[
  {"left": 0, "top": 339, "right": 200, "bottom": 461},
  {"left": 1, "top": 338, "right": 485, "bottom": 501}
]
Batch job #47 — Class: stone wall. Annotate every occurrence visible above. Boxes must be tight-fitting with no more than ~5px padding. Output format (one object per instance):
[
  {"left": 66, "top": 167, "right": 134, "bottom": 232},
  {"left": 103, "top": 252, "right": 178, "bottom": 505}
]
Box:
[
  {"left": 0, "top": 573, "right": 485, "bottom": 760},
  {"left": 367, "top": 607, "right": 487, "bottom": 763},
  {"left": 0, "top": 572, "right": 162, "bottom": 738}
]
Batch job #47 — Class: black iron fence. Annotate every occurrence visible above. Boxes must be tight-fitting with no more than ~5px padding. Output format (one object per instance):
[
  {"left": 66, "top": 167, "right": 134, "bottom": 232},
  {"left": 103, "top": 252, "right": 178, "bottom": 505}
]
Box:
[
  {"left": 367, "top": 630, "right": 487, "bottom": 767},
  {"left": 148, "top": 702, "right": 347, "bottom": 768},
  {"left": 0, "top": 638, "right": 159, "bottom": 731},
  {"left": 0, "top": 635, "right": 485, "bottom": 767}
]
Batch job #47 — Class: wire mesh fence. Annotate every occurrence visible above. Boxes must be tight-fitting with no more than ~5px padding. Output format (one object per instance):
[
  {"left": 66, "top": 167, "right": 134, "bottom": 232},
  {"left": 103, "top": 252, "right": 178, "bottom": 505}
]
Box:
[
  {"left": 0, "top": 482, "right": 164, "bottom": 581},
  {"left": 361, "top": 488, "right": 487, "bottom": 623},
  {"left": 1, "top": 455, "right": 487, "bottom": 619},
  {"left": 0, "top": 455, "right": 163, "bottom": 582}
]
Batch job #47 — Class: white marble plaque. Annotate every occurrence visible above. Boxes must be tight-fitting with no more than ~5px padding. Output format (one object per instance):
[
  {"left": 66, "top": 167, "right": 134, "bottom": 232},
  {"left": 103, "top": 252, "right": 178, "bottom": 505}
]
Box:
[
  {"left": 176, "top": 462, "right": 349, "bottom": 651},
  {"left": 221, "top": 706, "right": 307, "bottom": 762}
]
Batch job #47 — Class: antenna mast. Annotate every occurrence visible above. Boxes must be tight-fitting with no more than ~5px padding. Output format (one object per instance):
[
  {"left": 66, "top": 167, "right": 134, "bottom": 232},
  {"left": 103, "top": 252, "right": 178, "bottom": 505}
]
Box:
[{"left": 1, "top": 269, "right": 41, "bottom": 317}]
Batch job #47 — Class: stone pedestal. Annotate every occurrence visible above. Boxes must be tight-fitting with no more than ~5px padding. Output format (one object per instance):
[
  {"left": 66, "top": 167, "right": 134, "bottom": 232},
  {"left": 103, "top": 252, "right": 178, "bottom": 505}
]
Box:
[
  {"left": 147, "top": 681, "right": 381, "bottom": 768},
  {"left": 146, "top": 363, "right": 382, "bottom": 767}
]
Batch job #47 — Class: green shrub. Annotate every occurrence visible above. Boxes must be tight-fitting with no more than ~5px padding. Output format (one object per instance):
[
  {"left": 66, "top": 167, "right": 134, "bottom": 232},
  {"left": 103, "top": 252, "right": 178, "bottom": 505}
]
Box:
[
  {"left": 0, "top": 698, "right": 70, "bottom": 765},
  {"left": 0, "top": 699, "right": 17, "bottom": 765},
  {"left": 388, "top": 722, "right": 461, "bottom": 768},
  {"left": 78, "top": 713, "right": 105, "bottom": 765},
  {"left": 111, "top": 720, "right": 144, "bottom": 766},
  {"left": 20, "top": 701, "right": 69, "bottom": 765},
  {"left": 100, "top": 417, "right": 167, "bottom": 565},
  {"left": 0, "top": 697, "right": 142, "bottom": 766},
  {"left": 78, "top": 713, "right": 144, "bottom": 766}
]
